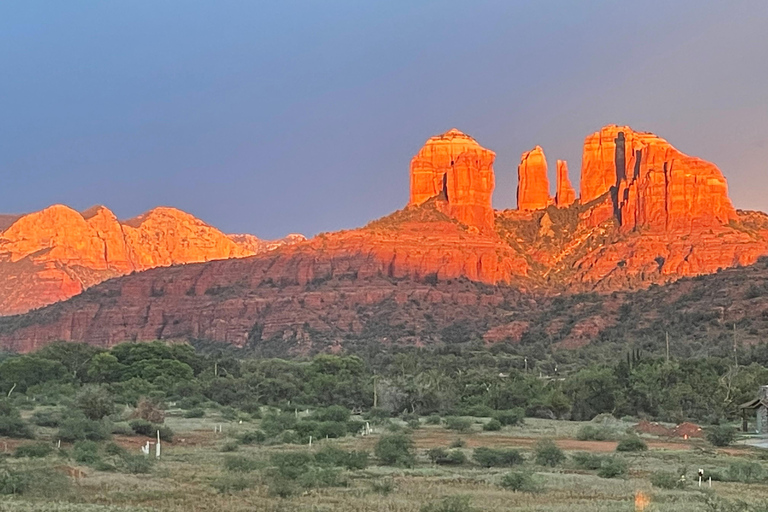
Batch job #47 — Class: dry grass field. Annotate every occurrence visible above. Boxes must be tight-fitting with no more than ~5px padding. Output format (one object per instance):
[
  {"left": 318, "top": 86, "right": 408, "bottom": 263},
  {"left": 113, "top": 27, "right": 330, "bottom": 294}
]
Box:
[{"left": 3, "top": 411, "right": 768, "bottom": 512}]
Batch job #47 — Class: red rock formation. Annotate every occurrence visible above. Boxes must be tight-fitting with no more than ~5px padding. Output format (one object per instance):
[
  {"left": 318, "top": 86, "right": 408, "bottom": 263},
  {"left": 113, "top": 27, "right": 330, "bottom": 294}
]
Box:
[
  {"left": 555, "top": 160, "right": 576, "bottom": 208},
  {"left": 409, "top": 128, "right": 495, "bottom": 231},
  {"left": 517, "top": 146, "right": 550, "bottom": 211},
  {"left": 0, "top": 205, "right": 303, "bottom": 315},
  {"left": 580, "top": 125, "right": 738, "bottom": 232}
]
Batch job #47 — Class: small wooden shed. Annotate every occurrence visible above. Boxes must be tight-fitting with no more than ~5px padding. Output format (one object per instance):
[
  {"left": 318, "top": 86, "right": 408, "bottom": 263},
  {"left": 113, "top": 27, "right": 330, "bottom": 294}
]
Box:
[{"left": 739, "top": 385, "right": 768, "bottom": 433}]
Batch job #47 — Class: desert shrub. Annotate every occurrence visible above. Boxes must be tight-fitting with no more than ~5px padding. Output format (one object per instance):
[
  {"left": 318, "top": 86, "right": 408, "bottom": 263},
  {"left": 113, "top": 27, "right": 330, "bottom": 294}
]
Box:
[
  {"left": 534, "top": 439, "right": 565, "bottom": 467},
  {"left": 347, "top": 419, "right": 365, "bottom": 434},
  {"left": 128, "top": 419, "right": 173, "bottom": 441},
  {"left": 221, "top": 441, "right": 239, "bottom": 452},
  {"left": 597, "top": 457, "right": 628, "bottom": 478},
  {"left": 0, "top": 405, "right": 34, "bottom": 439},
  {"left": 224, "top": 455, "right": 261, "bottom": 472},
  {"left": 76, "top": 386, "right": 116, "bottom": 420},
  {"left": 73, "top": 440, "right": 101, "bottom": 465},
  {"left": 459, "top": 405, "right": 494, "bottom": 418},
  {"left": 370, "top": 478, "right": 395, "bottom": 495},
  {"left": 0, "top": 466, "right": 30, "bottom": 495},
  {"left": 407, "top": 418, "right": 421, "bottom": 430},
  {"left": 271, "top": 452, "right": 313, "bottom": 479},
  {"left": 297, "top": 467, "right": 346, "bottom": 488},
  {"left": 30, "top": 410, "right": 62, "bottom": 428},
  {"left": 316, "top": 421, "right": 347, "bottom": 439},
  {"left": 111, "top": 422, "right": 134, "bottom": 435},
  {"left": 121, "top": 453, "right": 153, "bottom": 474},
  {"left": 267, "top": 476, "right": 298, "bottom": 498},
  {"left": 707, "top": 426, "right": 737, "bottom": 447},
  {"left": 211, "top": 474, "right": 251, "bottom": 494},
  {"left": 237, "top": 430, "right": 266, "bottom": 445},
  {"left": 650, "top": 471, "right": 685, "bottom": 489},
  {"left": 727, "top": 461, "right": 766, "bottom": 483},
  {"left": 473, "top": 447, "right": 524, "bottom": 467},
  {"left": 494, "top": 408, "right": 524, "bottom": 426},
  {"left": 132, "top": 397, "right": 165, "bottom": 423},
  {"left": 312, "top": 405, "right": 351, "bottom": 423},
  {"left": 499, "top": 471, "right": 540, "bottom": 493},
  {"left": 183, "top": 408, "right": 205, "bottom": 418},
  {"left": 449, "top": 438, "right": 466, "bottom": 448},
  {"left": 14, "top": 443, "right": 53, "bottom": 458},
  {"left": 616, "top": 436, "right": 648, "bottom": 452},
  {"left": 58, "top": 414, "right": 110, "bottom": 442},
  {"left": 420, "top": 495, "right": 475, "bottom": 512},
  {"left": 576, "top": 424, "right": 613, "bottom": 441},
  {"left": 261, "top": 412, "right": 297, "bottom": 437},
  {"left": 572, "top": 452, "right": 605, "bottom": 470},
  {"left": 427, "top": 448, "right": 466, "bottom": 465},
  {"left": 483, "top": 419, "right": 502, "bottom": 431},
  {"left": 444, "top": 417, "right": 473, "bottom": 433},
  {"left": 374, "top": 434, "right": 415, "bottom": 467},
  {"left": 426, "top": 415, "right": 442, "bottom": 425},
  {"left": 314, "top": 446, "right": 369, "bottom": 470},
  {"left": 104, "top": 442, "right": 126, "bottom": 457}
]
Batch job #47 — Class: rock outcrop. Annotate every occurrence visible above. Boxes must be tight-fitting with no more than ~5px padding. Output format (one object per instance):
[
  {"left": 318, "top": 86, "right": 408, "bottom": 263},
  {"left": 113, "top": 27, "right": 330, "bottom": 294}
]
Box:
[
  {"left": 579, "top": 125, "right": 738, "bottom": 232},
  {"left": 517, "top": 146, "right": 550, "bottom": 211},
  {"left": 0, "top": 205, "right": 303, "bottom": 314},
  {"left": 555, "top": 160, "right": 576, "bottom": 208},
  {"left": 409, "top": 129, "right": 495, "bottom": 231}
]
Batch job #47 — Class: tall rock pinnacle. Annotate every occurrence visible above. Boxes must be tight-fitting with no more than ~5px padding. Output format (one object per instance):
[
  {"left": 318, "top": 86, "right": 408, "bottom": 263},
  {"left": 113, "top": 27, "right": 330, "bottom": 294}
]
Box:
[
  {"left": 555, "top": 160, "right": 576, "bottom": 208},
  {"left": 517, "top": 146, "right": 550, "bottom": 211}
]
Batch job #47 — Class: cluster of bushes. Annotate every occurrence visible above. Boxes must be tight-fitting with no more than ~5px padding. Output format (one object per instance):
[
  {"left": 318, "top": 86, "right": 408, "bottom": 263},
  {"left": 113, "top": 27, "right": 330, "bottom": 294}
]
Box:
[{"left": 473, "top": 447, "right": 524, "bottom": 467}]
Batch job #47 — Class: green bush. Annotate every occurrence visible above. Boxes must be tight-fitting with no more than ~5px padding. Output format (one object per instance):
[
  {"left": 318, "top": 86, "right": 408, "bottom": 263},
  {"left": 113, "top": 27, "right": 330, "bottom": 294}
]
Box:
[
  {"left": 267, "top": 476, "right": 298, "bottom": 498},
  {"left": 220, "top": 441, "right": 239, "bottom": 452},
  {"left": 493, "top": 409, "right": 524, "bottom": 427},
  {"left": 534, "top": 439, "right": 565, "bottom": 467},
  {"left": 121, "top": 454, "right": 153, "bottom": 474},
  {"left": 576, "top": 424, "right": 613, "bottom": 441},
  {"left": 472, "top": 447, "right": 524, "bottom": 467},
  {"left": 58, "top": 415, "right": 111, "bottom": 442},
  {"left": 224, "top": 455, "right": 261, "bottom": 472},
  {"left": 370, "top": 478, "right": 395, "bottom": 495},
  {"left": 449, "top": 438, "right": 466, "bottom": 448},
  {"left": 261, "top": 412, "right": 297, "bottom": 437},
  {"left": 297, "top": 467, "right": 347, "bottom": 488},
  {"left": 0, "top": 405, "right": 34, "bottom": 439},
  {"left": 650, "top": 471, "right": 684, "bottom": 489},
  {"left": 615, "top": 436, "right": 648, "bottom": 452},
  {"left": 14, "top": 443, "right": 53, "bottom": 458},
  {"left": 427, "top": 448, "right": 466, "bottom": 465},
  {"left": 30, "top": 410, "right": 61, "bottom": 428},
  {"left": 0, "top": 466, "right": 30, "bottom": 495},
  {"left": 499, "top": 471, "right": 540, "bottom": 493},
  {"left": 420, "top": 495, "right": 475, "bottom": 512},
  {"left": 237, "top": 430, "right": 266, "bottom": 445},
  {"left": 183, "top": 408, "right": 205, "bottom": 418},
  {"left": 727, "top": 461, "right": 766, "bottom": 483},
  {"left": 314, "top": 446, "right": 369, "bottom": 470},
  {"left": 104, "top": 442, "right": 126, "bottom": 457},
  {"left": 374, "top": 434, "right": 415, "bottom": 467},
  {"left": 444, "top": 417, "right": 473, "bottom": 433},
  {"left": 271, "top": 452, "right": 313, "bottom": 479},
  {"left": 312, "top": 405, "right": 351, "bottom": 423},
  {"left": 597, "top": 457, "right": 628, "bottom": 478},
  {"left": 211, "top": 474, "right": 251, "bottom": 494},
  {"left": 426, "top": 415, "right": 442, "bottom": 425},
  {"left": 572, "top": 452, "right": 605, "bottom": 470},
  {"left": 483, "top": 419, "right": 502, "bottom": 431},
  {"left": 707, "top": 426, "right": 737, "bottom": 447},
  {"left": 76, "top": 386, "right": 116, "bottom": 420},
  {"left": 128, "top": 419, "right": 173, "bottom": 442},
  {"left": 73, "top": 440, "right": 101, "bottom": 465}
]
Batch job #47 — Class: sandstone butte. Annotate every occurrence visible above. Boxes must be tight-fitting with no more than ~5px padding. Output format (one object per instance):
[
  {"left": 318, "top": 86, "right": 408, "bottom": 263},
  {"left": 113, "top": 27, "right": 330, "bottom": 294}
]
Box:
[
  {"left": 4, "top": 124, "right": 768, "bottom": 353},
  {"left": 0, "top": 204, "right": 304, "bottom": 315},
  {"left": 409, "top": 128, "right": 495, "bottom": 232},
  {"left": 555, "top": 160, "right": 576, "bottom": 208},
  {"left": 517, "top": 146, "right": 551, "bottom": 211}
]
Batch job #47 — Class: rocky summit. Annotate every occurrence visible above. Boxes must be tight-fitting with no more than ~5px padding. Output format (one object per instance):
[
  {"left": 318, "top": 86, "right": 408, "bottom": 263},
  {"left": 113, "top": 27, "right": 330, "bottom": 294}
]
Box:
[
  {"left": 2, "top": 124, "right": 768, "bottom": 353},
  {"left": 0, "top": 204, "right": 304, "bottom": 315}
]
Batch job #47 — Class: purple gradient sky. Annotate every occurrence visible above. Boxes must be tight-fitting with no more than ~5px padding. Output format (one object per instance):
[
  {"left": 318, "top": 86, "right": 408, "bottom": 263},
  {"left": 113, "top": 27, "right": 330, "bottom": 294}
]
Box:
[{"left": 1, "top": 1, "right": 767, "bottom": 238}]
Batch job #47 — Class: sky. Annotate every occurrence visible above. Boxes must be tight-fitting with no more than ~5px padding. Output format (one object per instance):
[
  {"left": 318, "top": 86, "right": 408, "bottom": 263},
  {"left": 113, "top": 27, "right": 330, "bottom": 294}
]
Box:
[{"left": 1, "top": 1, "right": 767, "bottom": 239}]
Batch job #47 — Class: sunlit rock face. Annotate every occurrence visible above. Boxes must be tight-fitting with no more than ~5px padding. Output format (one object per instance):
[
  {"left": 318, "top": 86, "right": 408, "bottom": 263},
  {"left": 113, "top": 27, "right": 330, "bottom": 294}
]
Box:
[
  {"left": 0, "top": 205, "right": 302, "bottom": 314},
  {"left": 555, "top": 160, "right": 576, "bottom": 208},
  {"left": 409, "top": 128, "right": 496, "bottom": 231},
  {"left": 517, "top": 146, "right": 551, "bottom": 211}
]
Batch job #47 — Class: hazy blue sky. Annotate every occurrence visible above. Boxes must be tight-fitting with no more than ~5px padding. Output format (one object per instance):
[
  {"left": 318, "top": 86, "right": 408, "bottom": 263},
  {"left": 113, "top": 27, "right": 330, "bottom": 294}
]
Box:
[{"left": 2, "top": 1, "right": 767, "bottom": 238}]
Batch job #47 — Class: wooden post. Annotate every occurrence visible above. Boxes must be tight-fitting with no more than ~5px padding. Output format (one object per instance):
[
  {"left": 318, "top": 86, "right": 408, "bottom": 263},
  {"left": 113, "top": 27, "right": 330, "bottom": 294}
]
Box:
[{"left": 665, "top": 332, "right": 670, "bottom": 362}]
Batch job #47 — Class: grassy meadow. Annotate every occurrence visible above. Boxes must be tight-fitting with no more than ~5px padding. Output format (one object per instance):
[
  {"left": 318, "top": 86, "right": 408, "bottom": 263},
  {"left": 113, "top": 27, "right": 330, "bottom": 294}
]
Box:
[{"left": 3, "top": 408, "right": 768, "bottom": 512}]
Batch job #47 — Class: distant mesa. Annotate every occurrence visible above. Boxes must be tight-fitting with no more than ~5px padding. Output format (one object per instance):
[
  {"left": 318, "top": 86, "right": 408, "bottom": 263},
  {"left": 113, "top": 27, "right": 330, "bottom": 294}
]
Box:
[{"left": 0, "top": 204, "right": 304, "bottom": 315}]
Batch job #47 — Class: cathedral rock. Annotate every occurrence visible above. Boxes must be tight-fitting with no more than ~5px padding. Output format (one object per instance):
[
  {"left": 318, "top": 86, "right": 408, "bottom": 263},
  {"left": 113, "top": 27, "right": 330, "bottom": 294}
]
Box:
[
  {"left": 516, "top": 146, "right": 550, "bottom": 211},
  {"left": 409, "top": 128, "right": 495, "bottom": 231},
  {"left": 580, "top": 125, "right": 738, "bottom": 232}
]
